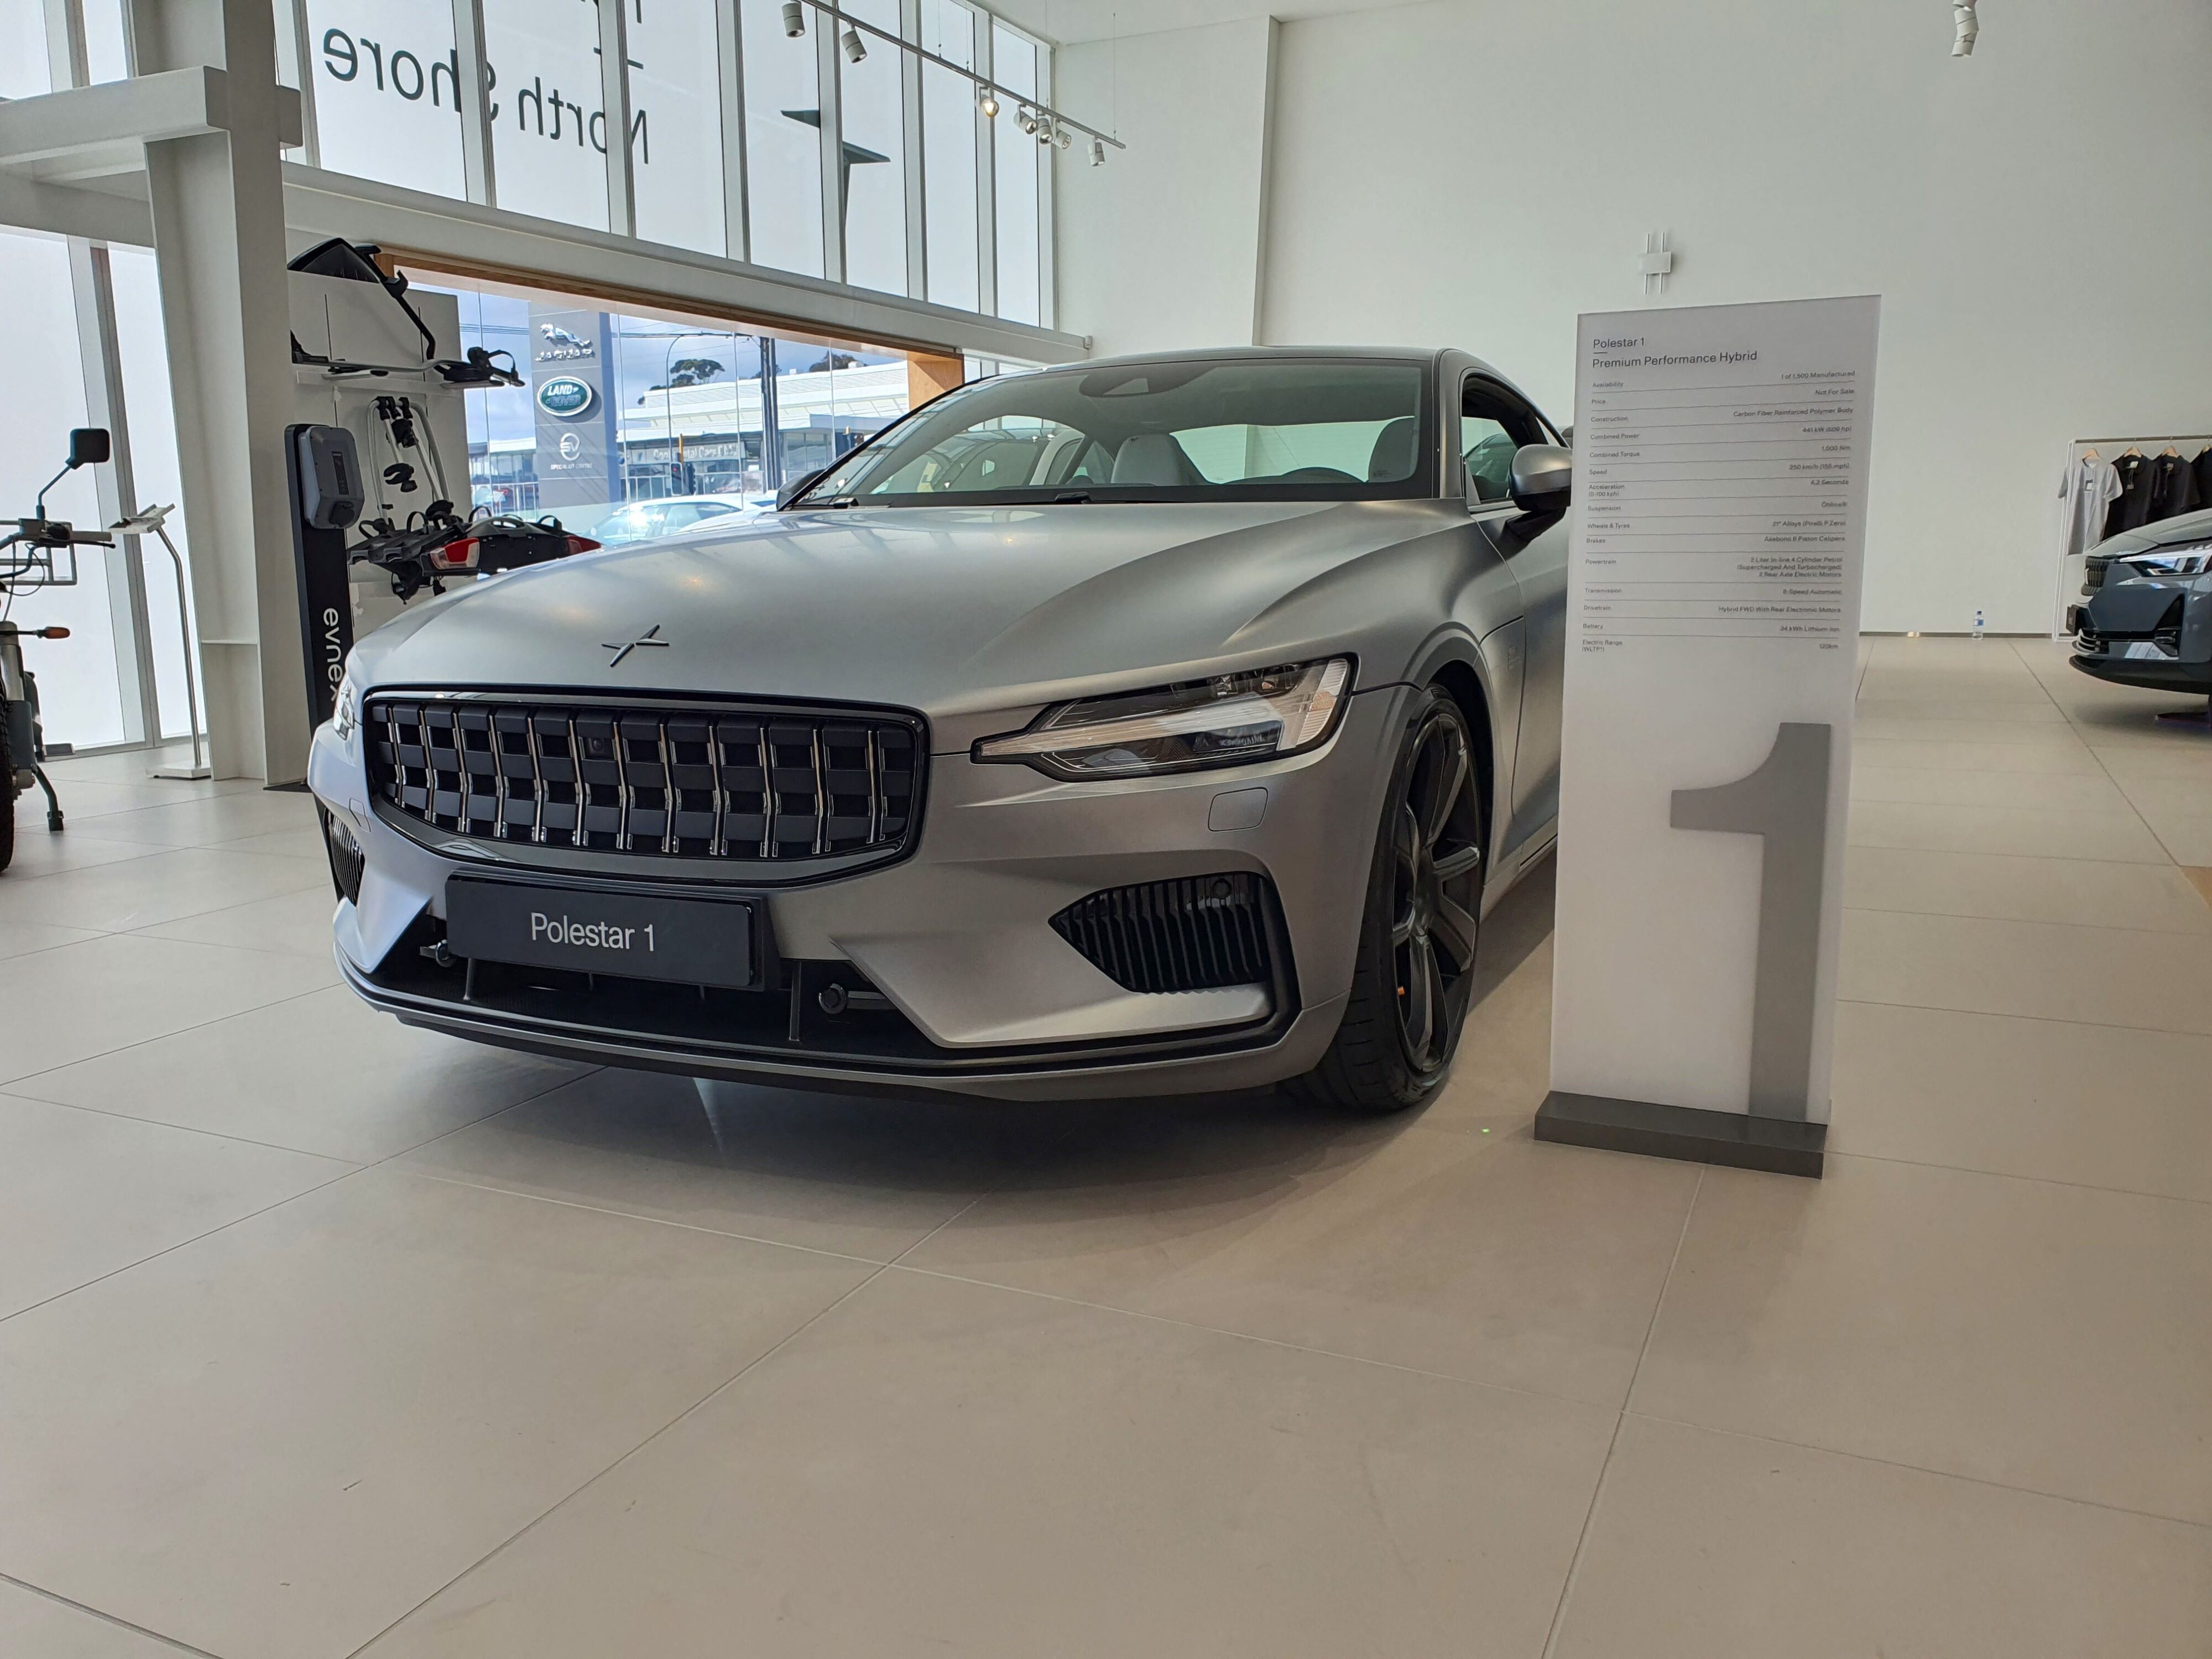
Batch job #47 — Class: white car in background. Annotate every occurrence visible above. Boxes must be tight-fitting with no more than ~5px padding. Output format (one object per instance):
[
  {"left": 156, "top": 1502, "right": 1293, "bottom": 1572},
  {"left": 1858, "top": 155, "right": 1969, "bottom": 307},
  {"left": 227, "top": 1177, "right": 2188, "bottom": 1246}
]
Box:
[{"left": 588, "top": 495, "right": 774, "bottom": 545}]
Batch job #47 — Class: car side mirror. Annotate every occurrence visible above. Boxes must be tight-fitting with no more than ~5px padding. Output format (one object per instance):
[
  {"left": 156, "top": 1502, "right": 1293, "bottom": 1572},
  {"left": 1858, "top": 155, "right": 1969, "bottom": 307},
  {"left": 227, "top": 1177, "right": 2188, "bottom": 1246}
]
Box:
[
  {"left": 1509, "top": 444, "right": 1572, "bottom": 511},
  {"left": 775, "top": 466, "right": 828, "bottom": 511},
  {"left": 67, "top": 427, "right": 111, "bottom": 469}
]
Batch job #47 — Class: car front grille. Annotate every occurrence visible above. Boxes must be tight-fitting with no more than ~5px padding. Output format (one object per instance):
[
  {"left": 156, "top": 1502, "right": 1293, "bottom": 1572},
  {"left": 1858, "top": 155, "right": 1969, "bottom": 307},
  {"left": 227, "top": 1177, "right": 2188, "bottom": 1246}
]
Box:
[
  {"left": 1051, "top": 873, "right": 1276, "bottom": 994},
  {"left": 366, "top": 693, "right": 922, "bottom": 868},
  {"left": 2074, "top": 594, "right": 2185, "bottom": 659}
]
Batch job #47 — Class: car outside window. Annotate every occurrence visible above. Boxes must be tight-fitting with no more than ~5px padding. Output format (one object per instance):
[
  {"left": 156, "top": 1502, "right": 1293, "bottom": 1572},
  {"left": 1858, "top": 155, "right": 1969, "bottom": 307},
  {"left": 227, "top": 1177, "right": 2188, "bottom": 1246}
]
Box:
[{"left": 798, "top": 358, "right": 1436, "bottom": 506}]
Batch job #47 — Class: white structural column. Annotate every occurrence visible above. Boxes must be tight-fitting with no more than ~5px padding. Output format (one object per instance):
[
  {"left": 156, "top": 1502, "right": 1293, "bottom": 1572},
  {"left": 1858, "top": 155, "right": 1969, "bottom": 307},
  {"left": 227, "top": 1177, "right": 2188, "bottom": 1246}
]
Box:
[
  {"left": 128, "top": 0, "right": 304, "bottom": 780},
  {"left": 45, "top": 0, "right": 161, "bottom": 747}
]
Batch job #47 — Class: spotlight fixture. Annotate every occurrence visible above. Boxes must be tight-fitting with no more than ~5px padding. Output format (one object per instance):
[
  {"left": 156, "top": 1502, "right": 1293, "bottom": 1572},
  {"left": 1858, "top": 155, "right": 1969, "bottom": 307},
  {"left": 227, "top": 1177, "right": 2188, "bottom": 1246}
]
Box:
[
  {"left": 1090, "top": 136, "right": 1105, "bottom": 166},
  {"left": 1054, "top": 125, "right": 1072, "bottom": 150},
  {"left": 1037, "top": 119, "right": 1055, "bottom": 147},
  {"left": 1017, "top": 106, "right": 1040, "bottom": 136},
  {"left": 1951, "top": 0, "right": 1978, "bottom": 55},
  {"left": 978, "top": 88, "right": 999, "bottom": 117},
  {"left": 781, "top": 0, "right": 804, "bottom": 37},
  {"left": 842, "top": 24, "right": 865, "bottom": 62}
]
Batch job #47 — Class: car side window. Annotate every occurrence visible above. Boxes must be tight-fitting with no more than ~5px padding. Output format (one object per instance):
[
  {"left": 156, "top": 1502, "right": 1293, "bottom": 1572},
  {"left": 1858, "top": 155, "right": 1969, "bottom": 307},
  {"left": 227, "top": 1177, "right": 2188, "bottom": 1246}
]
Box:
[{"left": 1462, "top": 378, "right": 1546, "bottom": 505}]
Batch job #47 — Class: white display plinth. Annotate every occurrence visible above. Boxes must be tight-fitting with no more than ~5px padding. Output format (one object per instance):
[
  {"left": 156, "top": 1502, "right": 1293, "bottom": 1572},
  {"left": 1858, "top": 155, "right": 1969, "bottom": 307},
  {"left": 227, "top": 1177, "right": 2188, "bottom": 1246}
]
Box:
[{"left": 1537, "top": 295, "right": 1881, "bottom": 1177}]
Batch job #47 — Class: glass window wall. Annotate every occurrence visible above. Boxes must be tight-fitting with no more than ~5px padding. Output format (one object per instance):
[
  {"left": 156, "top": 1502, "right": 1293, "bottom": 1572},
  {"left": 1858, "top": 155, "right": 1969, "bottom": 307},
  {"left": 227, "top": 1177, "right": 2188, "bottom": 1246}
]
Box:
[
  {"left": 413, "top": 274, "right": 914, "bottom": 534},
  {"left": 482, "top": 0, "right": 612, "bottom": 231},
  {"left": 629, "top": 0, "right": 729, "bottom": 256},
  {"left": 991, "top": 22, "right": 1040, "bottom": 325},
  {"left": 303, "top": 0, "right": 466, "bottom": 197},
  {"left": 838, "top": 0, "right": 907, "bottom": 296},
  {"left": 740, "top": 0, "right": 826, "bottom": 278},
  {"left": 919, "top": 0, "right": 979, "bottom": 312},
  {"left": 0, "top": 229, "right": 126, "bottom": 751},
  {"left": 0, "top": 4, "right": 48, "bottom": 99},
  {"left": 273, "top": 0, "right": 1052, "bottom": 330}
]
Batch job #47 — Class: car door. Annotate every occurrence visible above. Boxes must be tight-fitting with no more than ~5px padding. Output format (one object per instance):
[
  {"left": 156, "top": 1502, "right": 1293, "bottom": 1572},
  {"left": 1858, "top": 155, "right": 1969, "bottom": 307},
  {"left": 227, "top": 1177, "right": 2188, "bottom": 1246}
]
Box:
[{"left": 1463, "top": 374, "right": 1568, "bottom": 855}]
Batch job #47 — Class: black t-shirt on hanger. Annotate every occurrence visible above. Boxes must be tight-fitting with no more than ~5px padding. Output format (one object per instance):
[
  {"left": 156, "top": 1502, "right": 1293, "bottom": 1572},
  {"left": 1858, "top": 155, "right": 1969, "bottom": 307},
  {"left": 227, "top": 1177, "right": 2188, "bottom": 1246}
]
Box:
[
  {"left": 2193, "top": 446, "right": 2212, "bottom": 514},
  {"left": 2106, "top": 452, "right": 2156, "bottom": 538},
  {"left": 2146, "top": 452, "right": 2200, "bottom": 523}
]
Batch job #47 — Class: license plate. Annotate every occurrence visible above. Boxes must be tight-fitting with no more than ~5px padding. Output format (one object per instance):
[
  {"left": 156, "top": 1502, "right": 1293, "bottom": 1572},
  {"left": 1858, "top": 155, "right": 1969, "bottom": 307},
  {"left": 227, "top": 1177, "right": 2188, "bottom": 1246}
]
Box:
[{"left": 445, "top": 877, "right": 758, "bottom": 989}]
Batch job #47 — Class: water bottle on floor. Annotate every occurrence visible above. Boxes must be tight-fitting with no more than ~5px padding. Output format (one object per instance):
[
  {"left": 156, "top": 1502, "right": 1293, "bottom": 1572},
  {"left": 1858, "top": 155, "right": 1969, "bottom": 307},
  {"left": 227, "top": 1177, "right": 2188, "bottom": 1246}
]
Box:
[{"left": 1973, "top": 609, "right": 1986, "bottom": 642}]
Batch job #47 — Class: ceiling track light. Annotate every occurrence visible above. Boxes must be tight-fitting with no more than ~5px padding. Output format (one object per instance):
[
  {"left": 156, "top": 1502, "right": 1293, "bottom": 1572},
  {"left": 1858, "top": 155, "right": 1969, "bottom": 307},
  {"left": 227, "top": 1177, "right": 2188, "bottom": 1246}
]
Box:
[
  {"left": 1951, "top": 0, "right": 1978, "bottom": 55},
  {"left": 769, "top": 6, "right": 1115, "bottom": 161}
]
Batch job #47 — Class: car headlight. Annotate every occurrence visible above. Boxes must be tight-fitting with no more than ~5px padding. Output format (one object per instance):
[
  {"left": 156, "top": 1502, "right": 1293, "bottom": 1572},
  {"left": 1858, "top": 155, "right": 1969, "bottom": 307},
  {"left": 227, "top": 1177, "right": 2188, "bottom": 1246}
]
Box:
[
  {"left": 974, "top": 658, "right": 1353, "bottom": 780},
  {"left": 2120, "top": 545, "right": 2211, "bottom": 578},
  {"left": 331, "top": 664, "right": 360, "bottom": 740}
]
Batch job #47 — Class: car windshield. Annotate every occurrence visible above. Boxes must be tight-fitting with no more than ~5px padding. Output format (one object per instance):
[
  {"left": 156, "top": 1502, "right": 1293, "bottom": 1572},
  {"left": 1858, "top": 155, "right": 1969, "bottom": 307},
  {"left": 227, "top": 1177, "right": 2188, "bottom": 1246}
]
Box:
[{"left": 795, "top": 358, "right": 1434, "bottom": 506}]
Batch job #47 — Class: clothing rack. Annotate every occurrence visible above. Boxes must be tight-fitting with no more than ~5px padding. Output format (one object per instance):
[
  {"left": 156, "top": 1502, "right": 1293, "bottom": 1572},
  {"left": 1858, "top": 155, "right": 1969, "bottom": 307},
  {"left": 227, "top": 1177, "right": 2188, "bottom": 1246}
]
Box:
[{"left": 2050, "top": 432, "right": 2212, "bottom": 637}]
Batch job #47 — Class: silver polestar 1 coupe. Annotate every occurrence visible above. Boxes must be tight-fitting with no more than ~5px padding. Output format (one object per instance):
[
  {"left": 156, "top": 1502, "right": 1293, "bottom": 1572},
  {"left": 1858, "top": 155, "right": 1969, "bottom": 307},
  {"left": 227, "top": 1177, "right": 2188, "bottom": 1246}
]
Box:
[{"left": 309, "top": 348, "right": 1571, "bottom": 1112}]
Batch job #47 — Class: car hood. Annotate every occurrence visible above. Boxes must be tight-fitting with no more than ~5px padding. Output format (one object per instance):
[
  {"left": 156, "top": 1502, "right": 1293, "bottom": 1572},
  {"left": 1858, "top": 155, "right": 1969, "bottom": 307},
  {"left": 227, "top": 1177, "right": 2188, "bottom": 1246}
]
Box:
[
  {"left": 352, "top": 500, "right": 1460, "bottom": 741},
  {"left": 2100, "top": 507, "right": 2212, "bottom": 557}
]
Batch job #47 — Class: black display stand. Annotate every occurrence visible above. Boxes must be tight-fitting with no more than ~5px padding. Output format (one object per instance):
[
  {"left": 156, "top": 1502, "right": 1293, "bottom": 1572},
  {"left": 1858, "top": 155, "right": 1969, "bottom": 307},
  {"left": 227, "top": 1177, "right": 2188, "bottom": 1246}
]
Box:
[
  {"left": 286, "top": 422, "right": 354, "bottom": 734},
  {"left": 1535, "top": 1091, "right": 1827, "bottom": 1178}
]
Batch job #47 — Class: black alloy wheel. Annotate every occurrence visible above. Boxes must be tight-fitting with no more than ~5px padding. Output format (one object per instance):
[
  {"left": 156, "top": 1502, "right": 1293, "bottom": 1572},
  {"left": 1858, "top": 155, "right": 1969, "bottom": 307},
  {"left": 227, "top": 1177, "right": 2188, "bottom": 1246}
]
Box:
[
  {"left": 1389, "top": 707, "right": 1485, "bottom": 1073},
  {"left": 1289, "top": 686, "right": 1486, "bottom": 1114}
]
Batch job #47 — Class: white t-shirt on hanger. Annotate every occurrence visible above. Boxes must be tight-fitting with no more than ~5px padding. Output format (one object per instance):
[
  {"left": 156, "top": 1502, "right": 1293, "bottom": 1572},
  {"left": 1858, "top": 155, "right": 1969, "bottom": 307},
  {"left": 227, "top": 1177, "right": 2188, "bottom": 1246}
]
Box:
[{"left": 2060, "top": 454, "right": 2122, "bottom": 558}]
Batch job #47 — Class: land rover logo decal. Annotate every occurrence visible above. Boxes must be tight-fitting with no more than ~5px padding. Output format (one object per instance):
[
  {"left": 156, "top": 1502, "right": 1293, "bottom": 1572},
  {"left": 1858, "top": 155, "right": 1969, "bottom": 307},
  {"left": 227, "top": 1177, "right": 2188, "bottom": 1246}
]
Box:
[{"left": 537, "top": 375, "right": 596, "bottom": 419}]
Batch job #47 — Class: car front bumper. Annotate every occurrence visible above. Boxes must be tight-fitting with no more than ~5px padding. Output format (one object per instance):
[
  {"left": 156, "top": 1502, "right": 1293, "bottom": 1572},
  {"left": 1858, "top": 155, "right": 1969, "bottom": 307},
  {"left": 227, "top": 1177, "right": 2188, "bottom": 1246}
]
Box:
[{"left": 310, "top": 684, "right": 1415, "bottom": 1099}]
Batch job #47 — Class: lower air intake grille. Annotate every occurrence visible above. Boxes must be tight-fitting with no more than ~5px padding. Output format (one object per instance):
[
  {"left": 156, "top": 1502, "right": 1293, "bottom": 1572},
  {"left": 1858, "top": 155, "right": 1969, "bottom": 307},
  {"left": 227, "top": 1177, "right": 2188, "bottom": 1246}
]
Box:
[
  {"left": 1051, "top": 873, "right": 1275, "bottom": 994},
  {"left": 365, "top": 694, "right": 922, "bottom": 870}
]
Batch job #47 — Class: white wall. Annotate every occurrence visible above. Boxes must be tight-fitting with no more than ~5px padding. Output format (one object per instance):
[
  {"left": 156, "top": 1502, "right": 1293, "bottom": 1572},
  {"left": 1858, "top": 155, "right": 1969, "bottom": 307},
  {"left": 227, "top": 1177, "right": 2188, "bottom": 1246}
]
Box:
[
  {"left": 1056, "top": 17, "right": 1277, "bottom": 357},
  {"left": 1056, "top": 0, "right": 2212, "bottom": 633}
]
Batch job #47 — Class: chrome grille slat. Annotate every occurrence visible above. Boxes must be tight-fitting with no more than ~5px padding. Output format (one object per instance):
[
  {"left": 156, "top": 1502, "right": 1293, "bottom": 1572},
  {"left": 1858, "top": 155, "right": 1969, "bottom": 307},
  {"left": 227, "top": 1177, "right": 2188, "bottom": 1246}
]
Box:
[
  {"left": 755, "top": 725, "right": 773, "bottom": 859},
  {"left": 707, "top": 718, "right": 727, "bottom": 857},
  {"left": 525, "top": 714, "right": 546, "bottom": 844},
  {"left": 365, "top": 693, "right": 921, "bottom": 870},
  {"left": 810, "top": 727, "right": 828, "bottom": 857},
  {"left": 612, "top": 711, "right": 632, "bottom": 852}
]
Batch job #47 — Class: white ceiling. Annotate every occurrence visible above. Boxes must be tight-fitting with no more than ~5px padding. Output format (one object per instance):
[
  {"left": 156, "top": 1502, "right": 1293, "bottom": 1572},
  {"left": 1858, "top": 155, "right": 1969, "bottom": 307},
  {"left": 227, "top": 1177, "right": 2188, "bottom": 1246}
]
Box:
[{"left": 990, "top": 0, "right": 1415, "bottom": 47}]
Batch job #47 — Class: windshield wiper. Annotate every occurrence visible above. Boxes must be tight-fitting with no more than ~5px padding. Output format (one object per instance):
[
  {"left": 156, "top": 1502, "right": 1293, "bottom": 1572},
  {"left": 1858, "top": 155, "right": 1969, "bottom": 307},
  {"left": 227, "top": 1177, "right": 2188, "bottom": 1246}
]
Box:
[{"left": 1052, "top": 491, "right": 1093, "bottom": 504}]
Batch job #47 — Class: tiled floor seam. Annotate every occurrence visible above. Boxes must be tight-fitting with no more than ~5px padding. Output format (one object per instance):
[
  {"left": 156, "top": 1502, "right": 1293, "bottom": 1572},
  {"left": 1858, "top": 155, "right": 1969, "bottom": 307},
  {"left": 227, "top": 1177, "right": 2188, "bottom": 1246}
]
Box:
[
  {"left": 0, "top": 1159, "right": 369, "bottom": 1333},
  {"left": 2013, "top": 637, "right": 2204, "bottom": 865},
  {"left": 339, "top": 1237, "right": 978, "bottom": 1656},
  {"left": 1818, "top": 1144, "right": 2212, "bottom": 1208},
  {"left": 0, "top": 1067, "right": 600, "bottom": 1331},
  {"left": 1842, "top": 899, "right": 2211, "bottom": 932},
  {"left": 1617, "top": 1410, "right": 2212, "bottom": 1533},
  {"left": 0, "top": 1085, "right": 366, "bottom": 1167},
  {"left": 1539, "top": 1165, "right": 1705, "bottom": 1659},
  {"left": 392, "top": 1167, "right": 899, "bottom": 1269},
  {"left": 875, "top": 1259, "right": 1635, "bottom": 1409},
  {"left": 0, "top": 1569, "right": 228, "bottom": 1658},
  {"left": 1839, "top": 988, "right": 2212, "bottom": 1040},
  {"left": 1842, "top": 902, "right": 2212, "bottom": 938},
  {"left": 0, "top": 979, "right": 348, "bottom": 1092}
]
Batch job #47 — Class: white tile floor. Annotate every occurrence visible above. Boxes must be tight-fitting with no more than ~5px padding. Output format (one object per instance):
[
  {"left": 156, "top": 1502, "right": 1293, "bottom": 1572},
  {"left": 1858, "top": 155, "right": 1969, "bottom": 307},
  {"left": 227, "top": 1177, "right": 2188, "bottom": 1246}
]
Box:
[{"left": 0, "top": 638, "right": 2206, "bottom": 1657}]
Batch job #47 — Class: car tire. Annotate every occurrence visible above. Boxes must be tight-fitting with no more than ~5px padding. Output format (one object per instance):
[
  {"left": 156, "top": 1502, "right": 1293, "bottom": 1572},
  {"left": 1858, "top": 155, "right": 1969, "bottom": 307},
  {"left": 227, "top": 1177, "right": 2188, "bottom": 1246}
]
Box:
[
  {"left": 1288, "top": 685, "right": 1486, "bottom": 1115},
  {"left": 0, "top": 707, "right": 15, "bottom": 875}
]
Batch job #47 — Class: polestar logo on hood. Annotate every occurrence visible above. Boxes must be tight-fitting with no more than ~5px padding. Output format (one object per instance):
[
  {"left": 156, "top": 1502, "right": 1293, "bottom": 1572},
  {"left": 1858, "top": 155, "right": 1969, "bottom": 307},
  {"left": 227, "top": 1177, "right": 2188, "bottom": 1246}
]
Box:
[{"left": 601, "top": 624, "right": 671, "bottom": 667}]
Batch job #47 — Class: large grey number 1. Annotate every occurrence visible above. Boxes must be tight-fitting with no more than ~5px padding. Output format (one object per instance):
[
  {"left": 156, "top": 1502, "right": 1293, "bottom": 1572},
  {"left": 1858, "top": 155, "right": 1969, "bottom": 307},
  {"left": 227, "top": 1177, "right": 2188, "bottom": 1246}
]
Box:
[{"left": 1670, "top": 722, "right": 1833, "bottom": 1121}]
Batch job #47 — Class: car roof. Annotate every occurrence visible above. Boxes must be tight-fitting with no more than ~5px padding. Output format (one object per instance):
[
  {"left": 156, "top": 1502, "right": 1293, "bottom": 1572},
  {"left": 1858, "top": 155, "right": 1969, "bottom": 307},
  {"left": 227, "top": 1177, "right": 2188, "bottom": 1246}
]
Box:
[{"left": 1047, "top": 345, "right": 1449, "bottom": 373}]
